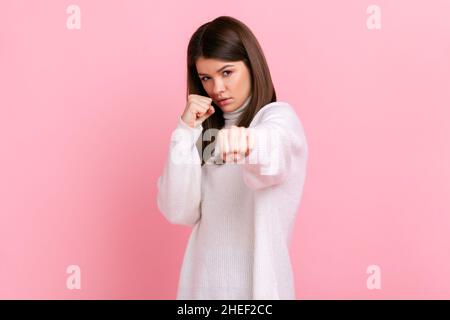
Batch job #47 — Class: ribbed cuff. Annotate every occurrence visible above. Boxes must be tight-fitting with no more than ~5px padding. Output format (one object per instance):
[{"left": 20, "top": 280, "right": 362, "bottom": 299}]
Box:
[{"left": 178, "top": 115, "right": 203, "bottom": 131}]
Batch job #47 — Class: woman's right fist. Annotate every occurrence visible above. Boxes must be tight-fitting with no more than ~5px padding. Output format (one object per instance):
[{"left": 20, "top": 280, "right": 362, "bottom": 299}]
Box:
[{"left": 181, "top": 94, "right": 215, "bottom": 128}]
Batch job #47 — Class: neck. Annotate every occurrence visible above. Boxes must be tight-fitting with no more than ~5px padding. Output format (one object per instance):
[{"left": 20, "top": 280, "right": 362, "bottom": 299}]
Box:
[{"left": 223, "top": 95, "right": 252, "bottom": 128}]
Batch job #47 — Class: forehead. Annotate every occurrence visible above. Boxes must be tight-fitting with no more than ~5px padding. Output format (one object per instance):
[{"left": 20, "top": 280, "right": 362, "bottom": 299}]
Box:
[{"left": 196, "top": 57, "right": 243, "bottom": 71}]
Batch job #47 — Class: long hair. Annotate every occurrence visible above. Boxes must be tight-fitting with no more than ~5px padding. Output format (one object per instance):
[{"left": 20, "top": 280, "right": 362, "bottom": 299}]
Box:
[{"left": 187, "top": 16, "right": 277, "bottom": 165}]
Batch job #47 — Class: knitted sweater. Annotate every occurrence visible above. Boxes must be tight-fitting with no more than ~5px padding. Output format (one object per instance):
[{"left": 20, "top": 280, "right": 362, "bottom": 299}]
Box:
[{"left": 156, "top": 98, "right": 309, "bottom": 299}]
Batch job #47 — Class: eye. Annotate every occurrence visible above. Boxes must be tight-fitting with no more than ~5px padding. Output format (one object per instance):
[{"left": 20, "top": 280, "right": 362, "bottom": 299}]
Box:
[{"left": 200, "top": 70, "right": 232, "bottom": 82}]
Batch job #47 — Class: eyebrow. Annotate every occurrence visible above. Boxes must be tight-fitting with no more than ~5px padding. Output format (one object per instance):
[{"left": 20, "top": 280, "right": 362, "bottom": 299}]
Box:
[{"left": 197, "top": 64, "right": 234, "bottom": 76}]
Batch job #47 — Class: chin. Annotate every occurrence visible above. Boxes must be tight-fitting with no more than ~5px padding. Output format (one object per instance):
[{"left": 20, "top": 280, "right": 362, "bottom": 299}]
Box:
[{"left": 221, "top": 103, "right": 234, "bottom": 112}]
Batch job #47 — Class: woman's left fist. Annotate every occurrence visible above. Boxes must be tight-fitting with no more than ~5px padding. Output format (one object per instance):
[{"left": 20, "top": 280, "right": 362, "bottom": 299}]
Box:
[{"left": 216, "top": 125, "right": 255, "bottom": 163}]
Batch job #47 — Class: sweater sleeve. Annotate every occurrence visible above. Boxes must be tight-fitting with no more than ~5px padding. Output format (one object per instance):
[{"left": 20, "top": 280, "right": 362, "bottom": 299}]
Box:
[
  {"left": 156, "top": 116, "right": 203, "bottom": 227},
  {"left": 240, "top": 104, "right": 303, "bottom": 190}
]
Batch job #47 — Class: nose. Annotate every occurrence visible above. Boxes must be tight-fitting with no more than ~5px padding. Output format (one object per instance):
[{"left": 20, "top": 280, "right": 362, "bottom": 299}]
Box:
[{"left": 212, "top": 78, "right": 226, "bottom": 97}]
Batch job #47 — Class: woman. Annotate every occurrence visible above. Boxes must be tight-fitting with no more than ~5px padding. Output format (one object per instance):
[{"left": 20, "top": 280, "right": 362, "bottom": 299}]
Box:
[{"left": 156, "top": 16, "right": 309, "bottom": 299}]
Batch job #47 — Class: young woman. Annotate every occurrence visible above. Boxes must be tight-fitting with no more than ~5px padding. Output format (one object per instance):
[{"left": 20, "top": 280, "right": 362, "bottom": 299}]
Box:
[{"left": 157, "top": 16, "right": 309, "bottom": 299}]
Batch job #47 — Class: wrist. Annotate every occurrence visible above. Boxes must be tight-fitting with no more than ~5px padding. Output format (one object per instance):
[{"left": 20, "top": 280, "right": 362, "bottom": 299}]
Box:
[{"left": 181, "top": 115, "right": 193, "bottom": 128}]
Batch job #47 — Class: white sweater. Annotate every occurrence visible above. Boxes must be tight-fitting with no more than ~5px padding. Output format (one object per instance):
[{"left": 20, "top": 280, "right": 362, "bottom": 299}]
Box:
[{"left": 156, "top": 99, "right": 309, "bottom": 299}]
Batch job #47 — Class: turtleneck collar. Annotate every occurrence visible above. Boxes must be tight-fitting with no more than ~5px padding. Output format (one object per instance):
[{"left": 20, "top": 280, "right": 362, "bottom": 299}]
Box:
[{"left": 222, "top": 95, "right": 252, "bottom": 128}]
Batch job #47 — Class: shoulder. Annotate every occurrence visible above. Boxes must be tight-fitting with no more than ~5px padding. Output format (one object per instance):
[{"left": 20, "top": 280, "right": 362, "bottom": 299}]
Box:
[
  {"left": 249, "top": 101, "right": 302, "bottom": 129},
  {"left": 249, "top": 101, "right": 308, "bottom": 150}
]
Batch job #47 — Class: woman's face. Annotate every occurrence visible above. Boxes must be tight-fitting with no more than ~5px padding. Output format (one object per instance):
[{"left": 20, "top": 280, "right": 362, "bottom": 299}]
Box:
[{"left": 196, "top": 57, "right": 252, "bottom": 113}]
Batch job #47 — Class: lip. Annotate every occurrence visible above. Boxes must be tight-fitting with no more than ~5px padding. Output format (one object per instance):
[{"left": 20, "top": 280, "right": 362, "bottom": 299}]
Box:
[{"left": 217, "top": 98, "right": 233, "bottom": 106}]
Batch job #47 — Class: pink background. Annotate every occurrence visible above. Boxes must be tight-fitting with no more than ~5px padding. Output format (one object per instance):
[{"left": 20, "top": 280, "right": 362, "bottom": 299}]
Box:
[{"left": 1, "top": 0, "right": 449, "bottom": 299}]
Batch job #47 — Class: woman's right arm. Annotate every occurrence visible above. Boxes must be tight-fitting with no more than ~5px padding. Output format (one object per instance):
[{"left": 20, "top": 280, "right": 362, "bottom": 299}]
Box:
[{"left": 156, "top": 94, "right": 215, "bottom": 227}]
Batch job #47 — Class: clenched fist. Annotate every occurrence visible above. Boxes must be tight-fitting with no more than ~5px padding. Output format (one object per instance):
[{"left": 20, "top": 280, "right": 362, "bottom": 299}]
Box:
[
  {"left": 216, "top": 125, "right": 256, "bottom": 163},
  {"left": 181, "top": 94, "right": 215, "bottom": 128}
]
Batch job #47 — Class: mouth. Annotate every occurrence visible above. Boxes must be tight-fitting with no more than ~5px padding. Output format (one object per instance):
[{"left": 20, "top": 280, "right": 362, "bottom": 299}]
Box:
[{"left": 217, "top": 98, "right": 233, "bottom": 106}]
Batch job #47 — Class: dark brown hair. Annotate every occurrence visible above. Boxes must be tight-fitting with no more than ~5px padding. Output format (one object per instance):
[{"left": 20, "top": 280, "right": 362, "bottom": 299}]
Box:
[{"left": 187, "top": 16, "right": 277, "bottom": 165}]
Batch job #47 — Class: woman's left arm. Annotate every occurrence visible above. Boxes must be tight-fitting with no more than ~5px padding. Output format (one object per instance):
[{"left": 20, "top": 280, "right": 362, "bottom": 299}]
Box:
[{"left": 239, "top": 104, "right": 306, "bottom": 190}]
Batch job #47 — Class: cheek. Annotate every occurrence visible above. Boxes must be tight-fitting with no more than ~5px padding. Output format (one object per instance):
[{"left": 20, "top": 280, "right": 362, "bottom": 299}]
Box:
[
  {"left": 228, "top": 75, "right": 240, "bottom": 89},
  {"left": 235, "top": 72, "right": 249, "bottom": 88},
  {"left": 202, "top": 82, "right": 212, "bottom": 93}
]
